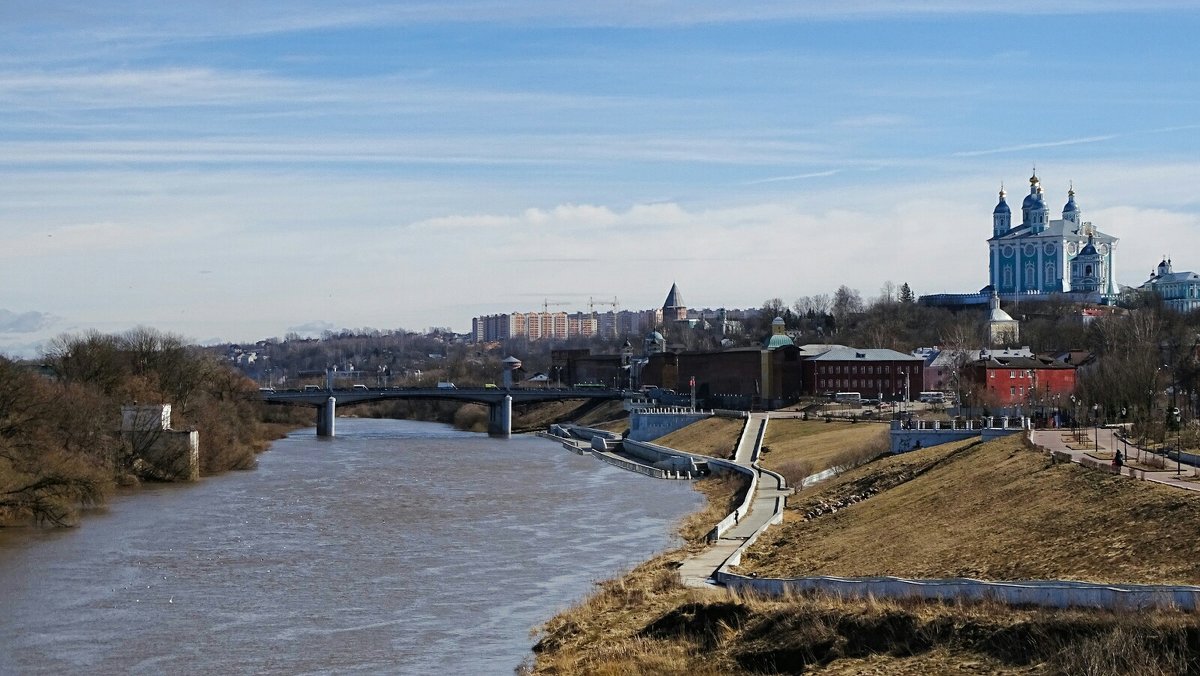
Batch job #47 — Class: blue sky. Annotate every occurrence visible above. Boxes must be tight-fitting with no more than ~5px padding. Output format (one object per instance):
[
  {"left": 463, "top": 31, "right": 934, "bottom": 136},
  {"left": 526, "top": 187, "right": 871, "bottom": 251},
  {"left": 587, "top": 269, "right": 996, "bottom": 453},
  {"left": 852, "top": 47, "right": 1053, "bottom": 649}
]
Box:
[{"left": 2, "top": 2, "right": 1199, "bottom": 355}]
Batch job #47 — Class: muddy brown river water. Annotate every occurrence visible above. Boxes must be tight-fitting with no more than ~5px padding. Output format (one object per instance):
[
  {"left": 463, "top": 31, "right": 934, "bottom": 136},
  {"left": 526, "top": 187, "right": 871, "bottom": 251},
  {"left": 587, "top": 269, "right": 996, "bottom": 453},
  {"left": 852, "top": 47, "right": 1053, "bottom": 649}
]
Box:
[{"left": 0, "top": 418, "right": 702, "bottom": 675}]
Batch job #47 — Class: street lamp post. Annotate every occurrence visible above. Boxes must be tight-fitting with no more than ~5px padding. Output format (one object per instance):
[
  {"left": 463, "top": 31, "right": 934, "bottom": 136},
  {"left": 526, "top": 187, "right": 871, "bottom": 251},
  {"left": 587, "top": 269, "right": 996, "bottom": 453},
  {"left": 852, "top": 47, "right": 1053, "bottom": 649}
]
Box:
[
  {"left": 1070, "top": 395, "right": 1077, "bottom": 440},
  {"left": 1173, "top": 407, "right": 1183, "bottom": 475},
  {"left": 1093, "top": 403, "right": 1100, "bottom": 455}
]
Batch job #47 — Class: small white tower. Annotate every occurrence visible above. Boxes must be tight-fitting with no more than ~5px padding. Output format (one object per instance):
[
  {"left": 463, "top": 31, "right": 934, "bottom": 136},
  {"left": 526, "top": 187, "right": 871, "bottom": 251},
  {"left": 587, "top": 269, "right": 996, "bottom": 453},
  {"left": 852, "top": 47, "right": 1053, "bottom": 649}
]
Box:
[{"left": 985, "top": 292, "right": 1020, "bottom": 347}]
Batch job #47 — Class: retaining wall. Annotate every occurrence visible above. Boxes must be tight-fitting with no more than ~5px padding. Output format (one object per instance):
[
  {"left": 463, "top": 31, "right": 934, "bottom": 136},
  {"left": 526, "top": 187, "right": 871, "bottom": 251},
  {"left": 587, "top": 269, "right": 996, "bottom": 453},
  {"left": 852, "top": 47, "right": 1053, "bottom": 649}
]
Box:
[
  {"left": 890, "top": 418, "right": 1029, "bottom": 453},
  {"left": 621, "top": 438, "right": 704, "bottom": 474},
  {"left": 590, "top": 450, "right": 671, "bottom": 479},
  {"left": 715, "top": 572, "right": 1200, "bottom": 612},
  {"left": 628, "top": 408, "right": 713, "bottom": 441}
]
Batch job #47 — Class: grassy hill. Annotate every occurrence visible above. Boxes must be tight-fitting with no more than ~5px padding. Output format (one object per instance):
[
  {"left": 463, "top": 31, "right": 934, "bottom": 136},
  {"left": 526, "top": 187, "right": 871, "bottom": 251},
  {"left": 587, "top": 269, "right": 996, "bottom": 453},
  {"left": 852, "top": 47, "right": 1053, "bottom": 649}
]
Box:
[
  {"left": 739, "top": 434, "right": 1200, "bottom": 584},
  {"left": 530, "top": 422, "right": 1200, "bottom": 675},
  {"left": 654, "top": 417, "right": 746, "bottom": 459},
  {"left": 760, "top": 419, "right": 889, "bottom": 485}
]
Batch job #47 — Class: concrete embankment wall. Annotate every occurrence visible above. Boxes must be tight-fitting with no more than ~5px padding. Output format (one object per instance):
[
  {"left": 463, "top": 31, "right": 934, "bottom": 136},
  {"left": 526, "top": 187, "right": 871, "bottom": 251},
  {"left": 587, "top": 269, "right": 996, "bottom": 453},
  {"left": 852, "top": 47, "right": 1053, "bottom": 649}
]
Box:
[
  {"left": 542, "top": 430, "right": 690, "bottom": 478},
  {"left": 621, "top": 439, "right": 703, "bottom": 474},
  {"left": 890, "top": 418, "right": 1029, "bottom": 453},
  {"left": 628, "top": 409, "right": 713, "bottom": 442},
  {"left": 590, "top": 451, "right": 672, "bottom": 479},
  {"left": 714, "top": 572, "right": 1200, "bottom": 612}
]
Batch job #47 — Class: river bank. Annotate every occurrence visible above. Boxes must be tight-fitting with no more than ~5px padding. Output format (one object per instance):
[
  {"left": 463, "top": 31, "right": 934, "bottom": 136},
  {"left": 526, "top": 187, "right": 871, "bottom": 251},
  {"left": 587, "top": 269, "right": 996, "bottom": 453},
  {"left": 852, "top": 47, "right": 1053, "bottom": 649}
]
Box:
[
  {"left": 528, "top": 419, "right": 1200, "bottom": 674},
  {"left": 0, "top": 336, "right": 311, "bottom": 528}
]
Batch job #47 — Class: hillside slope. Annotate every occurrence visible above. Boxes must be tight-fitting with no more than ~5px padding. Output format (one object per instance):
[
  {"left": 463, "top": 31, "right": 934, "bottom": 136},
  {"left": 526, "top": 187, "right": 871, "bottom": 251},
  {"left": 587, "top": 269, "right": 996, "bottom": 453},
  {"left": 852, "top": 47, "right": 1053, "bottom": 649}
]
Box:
[{"left": 739, "top": 434, "right": 1200, "bottom": 584}]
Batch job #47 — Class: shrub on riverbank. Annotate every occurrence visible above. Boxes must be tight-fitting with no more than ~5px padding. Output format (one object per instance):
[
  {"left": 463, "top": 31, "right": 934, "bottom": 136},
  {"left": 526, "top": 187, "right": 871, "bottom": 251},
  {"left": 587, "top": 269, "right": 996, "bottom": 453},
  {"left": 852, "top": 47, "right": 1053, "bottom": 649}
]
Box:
[{"left": 0, "top": 328, "right": 295, "bottom": 526}]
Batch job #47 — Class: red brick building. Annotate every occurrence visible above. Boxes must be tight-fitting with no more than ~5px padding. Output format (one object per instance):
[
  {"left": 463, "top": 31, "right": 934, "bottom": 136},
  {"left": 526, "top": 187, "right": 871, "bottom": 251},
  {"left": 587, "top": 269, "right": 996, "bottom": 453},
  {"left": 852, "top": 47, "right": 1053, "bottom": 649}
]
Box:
[
  {"left": 803, "top": 347, "right": 924, "bottom": 400},
  {"left": 968, "top": 354, "right": 1076, "bottom": 408}
]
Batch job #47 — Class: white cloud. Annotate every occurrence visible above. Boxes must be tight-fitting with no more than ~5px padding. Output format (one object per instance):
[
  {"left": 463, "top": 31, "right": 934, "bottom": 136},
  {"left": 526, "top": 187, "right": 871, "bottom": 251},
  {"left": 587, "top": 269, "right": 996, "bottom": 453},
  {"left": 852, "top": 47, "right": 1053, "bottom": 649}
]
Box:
[
  {"left": 954, "top": 135, "right": 1120, "bottom": 158},
  {"left": 0, "top": 309, "right": 57, "bottom": 334}
]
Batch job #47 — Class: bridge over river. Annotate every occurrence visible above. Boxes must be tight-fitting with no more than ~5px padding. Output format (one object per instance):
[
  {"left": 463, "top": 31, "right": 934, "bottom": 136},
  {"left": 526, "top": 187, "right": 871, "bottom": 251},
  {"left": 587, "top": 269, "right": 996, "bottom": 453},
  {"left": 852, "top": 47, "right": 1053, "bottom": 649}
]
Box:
[{"left": 260, "top": 387, "right": 625, "bottom": 438}]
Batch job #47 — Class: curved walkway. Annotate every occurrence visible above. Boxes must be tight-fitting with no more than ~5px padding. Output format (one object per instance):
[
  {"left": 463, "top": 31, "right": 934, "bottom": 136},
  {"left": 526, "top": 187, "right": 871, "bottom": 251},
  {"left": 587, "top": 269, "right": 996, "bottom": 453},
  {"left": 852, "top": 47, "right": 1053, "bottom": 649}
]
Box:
[
  {"left": 1030, "top": 428, "right": 1200, "bottom": 493},
  {"left": 677, "top": 413, "right": 792, "bottom": 588}
]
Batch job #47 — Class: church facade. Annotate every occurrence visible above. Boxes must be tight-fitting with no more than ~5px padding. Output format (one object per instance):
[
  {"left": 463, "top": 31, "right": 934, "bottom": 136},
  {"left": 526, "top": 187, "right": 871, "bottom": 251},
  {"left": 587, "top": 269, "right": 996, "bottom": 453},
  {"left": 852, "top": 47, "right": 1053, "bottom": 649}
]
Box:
[
  {"left": 1139, "top": 258, "right": 1200, "bottom": 314},
  {"left": 988, "top": 172, "right": 1119, "bottom": 302}
]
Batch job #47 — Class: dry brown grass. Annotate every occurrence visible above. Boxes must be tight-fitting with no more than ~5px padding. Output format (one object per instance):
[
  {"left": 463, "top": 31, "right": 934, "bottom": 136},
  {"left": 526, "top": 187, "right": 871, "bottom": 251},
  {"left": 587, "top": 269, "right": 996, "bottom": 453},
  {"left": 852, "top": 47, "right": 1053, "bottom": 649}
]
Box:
[
  {"left": 531, "top": 423, "right": 1200, "bottom": 674},
  {"left": 654, "top": 417, "right": 746, "bottom": 458},
  {"left": 532, "top": 563, "right": 1200, "bottom": 675},
  {"left": 739, "top": 434, "right": 1200, "bottom": 584},
  {"left": 509, "top": 399, "right": 627, "bottom": 433},
  {"left": 572, "top": 400, "right": 629, "bottom": 427},
  {"left": 760, "top": 419, "right": 889, "bottom": 487}
]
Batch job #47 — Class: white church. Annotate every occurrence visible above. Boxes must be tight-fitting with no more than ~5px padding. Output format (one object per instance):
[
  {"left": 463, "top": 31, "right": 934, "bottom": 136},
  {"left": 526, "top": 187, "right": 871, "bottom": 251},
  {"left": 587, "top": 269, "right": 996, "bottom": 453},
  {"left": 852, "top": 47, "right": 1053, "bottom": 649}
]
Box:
[{"left": 987, "top": 171, "right": 1118, "bottom": 302}]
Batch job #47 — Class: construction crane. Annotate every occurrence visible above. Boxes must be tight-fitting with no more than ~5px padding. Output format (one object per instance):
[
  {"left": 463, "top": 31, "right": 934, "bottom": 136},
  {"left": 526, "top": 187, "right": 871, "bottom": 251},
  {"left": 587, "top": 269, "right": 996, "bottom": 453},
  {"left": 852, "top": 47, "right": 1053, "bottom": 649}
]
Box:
[
  {"left": 588, "top": 296, "right": 620, "bottom": 339},
  {"left": 588, "top": 296, "right": 619, "bottom": 314},
  {"left": 543, "top": 298, "right": 571, "bottom": 314}
]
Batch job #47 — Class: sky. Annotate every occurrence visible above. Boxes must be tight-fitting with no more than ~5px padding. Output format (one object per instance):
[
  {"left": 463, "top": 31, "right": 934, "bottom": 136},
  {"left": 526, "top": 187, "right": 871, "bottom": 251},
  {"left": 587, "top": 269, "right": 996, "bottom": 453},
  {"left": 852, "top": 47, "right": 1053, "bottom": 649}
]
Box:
[{"left": 3, "top": 1, "right": 1200, "bottom": 356}]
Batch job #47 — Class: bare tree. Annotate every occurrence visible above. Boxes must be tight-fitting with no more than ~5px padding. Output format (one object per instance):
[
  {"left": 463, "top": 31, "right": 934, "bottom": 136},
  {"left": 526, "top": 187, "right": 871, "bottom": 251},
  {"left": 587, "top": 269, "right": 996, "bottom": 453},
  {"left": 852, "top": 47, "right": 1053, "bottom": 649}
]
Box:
[
  {"left": 878, "top": 281, "right": 897, "bottom": 306},
  {"left": 831, "top": 285, "right": 864, "bottom": 320}
]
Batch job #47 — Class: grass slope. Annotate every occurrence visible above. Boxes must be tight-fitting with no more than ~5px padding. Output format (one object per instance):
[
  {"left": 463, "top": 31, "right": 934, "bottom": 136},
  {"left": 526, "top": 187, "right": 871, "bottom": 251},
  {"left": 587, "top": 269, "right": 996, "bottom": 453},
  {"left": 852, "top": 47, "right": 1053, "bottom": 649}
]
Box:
[
  {"left": 654, "top": 417, "right": 746, "bottom": 459},
  {"left": 759, "top": 419, "right": 889, "bottom": 485},
  {"left": 740, "top": 434, "right": 1200, "bottom": 584},
  {"left": 531, "top": 426, "right": 1200, "bottom": 675}
]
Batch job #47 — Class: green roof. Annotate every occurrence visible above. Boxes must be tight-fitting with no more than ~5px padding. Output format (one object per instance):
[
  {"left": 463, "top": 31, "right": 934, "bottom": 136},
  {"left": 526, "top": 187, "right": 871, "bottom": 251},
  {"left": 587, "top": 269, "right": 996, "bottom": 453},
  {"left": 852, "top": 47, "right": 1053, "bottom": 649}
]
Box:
[{"left": 765, "top": 334, "right": 795, "bottom": 350}]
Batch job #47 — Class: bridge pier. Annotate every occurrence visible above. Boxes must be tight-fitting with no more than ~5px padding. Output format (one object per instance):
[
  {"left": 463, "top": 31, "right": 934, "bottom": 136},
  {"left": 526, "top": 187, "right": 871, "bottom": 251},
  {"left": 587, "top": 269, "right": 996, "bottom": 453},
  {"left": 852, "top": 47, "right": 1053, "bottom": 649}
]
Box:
[
  {"left": 316, "top": 396, "right": 336, "bottom": 437},
  {"left": 487, "top": 395, "right": 512, "bottom": 438}
]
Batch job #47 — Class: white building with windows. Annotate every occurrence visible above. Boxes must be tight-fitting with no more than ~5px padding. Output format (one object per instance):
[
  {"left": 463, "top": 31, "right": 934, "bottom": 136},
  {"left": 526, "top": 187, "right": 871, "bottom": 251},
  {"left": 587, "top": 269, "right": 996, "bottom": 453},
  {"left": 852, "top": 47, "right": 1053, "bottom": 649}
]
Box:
[
  {"left": 1139, "top": 258, "right": 1200, "bottom": 313},
  {"left": 988, "top": 171, "right": 1118, "bottom": 302}
]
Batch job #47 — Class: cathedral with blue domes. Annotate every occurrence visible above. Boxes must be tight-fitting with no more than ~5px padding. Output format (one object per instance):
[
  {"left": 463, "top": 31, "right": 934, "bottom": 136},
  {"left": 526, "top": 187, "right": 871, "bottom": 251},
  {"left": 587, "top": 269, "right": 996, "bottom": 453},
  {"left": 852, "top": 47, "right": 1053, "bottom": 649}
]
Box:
[{"left": 988, "top": 171, "right": 1118, "bottom": 302}]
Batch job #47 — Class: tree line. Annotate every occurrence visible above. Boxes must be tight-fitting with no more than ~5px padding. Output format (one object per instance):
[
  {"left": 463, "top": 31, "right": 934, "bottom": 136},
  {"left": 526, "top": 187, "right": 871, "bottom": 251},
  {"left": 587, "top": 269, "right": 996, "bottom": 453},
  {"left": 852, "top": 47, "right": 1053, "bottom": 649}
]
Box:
[{"left": 0, "top": 328, "right": 297, "bottom": 527}]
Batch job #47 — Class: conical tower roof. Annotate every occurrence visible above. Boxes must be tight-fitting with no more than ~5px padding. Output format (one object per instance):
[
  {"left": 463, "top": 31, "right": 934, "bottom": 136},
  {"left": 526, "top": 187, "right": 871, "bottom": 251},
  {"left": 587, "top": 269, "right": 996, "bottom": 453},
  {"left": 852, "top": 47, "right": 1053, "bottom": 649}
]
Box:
[{"left": 663, "top": 282, "right": 684, "bottom": 309}]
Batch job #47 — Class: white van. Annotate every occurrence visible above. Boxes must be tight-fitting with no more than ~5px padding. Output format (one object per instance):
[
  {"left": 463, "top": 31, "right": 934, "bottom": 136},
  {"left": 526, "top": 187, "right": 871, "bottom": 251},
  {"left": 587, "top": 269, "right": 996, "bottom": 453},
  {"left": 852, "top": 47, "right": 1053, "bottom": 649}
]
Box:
[{"left": 436, "top": 381, "right": 457, "bottom": 389}]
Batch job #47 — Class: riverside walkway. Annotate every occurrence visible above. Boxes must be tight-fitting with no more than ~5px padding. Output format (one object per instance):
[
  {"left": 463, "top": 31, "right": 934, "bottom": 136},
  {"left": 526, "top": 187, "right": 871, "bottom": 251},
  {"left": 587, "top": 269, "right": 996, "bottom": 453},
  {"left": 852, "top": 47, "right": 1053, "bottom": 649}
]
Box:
[
  {"left": 677, "top": 413, "right": 793, "bottom": 588},
  {"left": 539, "top": 416, "right": 792, "bottom": 587},
  {"left": 1030, "top": 427, "right": 1200, "bottom": 493}
]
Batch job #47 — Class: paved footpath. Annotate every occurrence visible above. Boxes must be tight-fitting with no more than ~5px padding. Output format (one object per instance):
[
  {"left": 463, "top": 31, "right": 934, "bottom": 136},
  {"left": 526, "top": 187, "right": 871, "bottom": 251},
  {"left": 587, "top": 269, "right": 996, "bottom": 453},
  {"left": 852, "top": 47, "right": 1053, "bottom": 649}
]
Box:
[
  {"left": 677, "top": 413, "right": 792, "bottom": 588},
  {"left": 1030, "top": 427, "right": 1200, "bottom": 493}
]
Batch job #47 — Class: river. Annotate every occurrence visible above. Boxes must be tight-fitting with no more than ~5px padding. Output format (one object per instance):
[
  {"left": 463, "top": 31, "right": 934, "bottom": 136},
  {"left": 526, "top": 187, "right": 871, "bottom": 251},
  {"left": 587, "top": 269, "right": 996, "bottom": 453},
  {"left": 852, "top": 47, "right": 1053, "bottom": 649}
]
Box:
[{"left": 0, "top": 419, "right": 703, "bottom": 675}]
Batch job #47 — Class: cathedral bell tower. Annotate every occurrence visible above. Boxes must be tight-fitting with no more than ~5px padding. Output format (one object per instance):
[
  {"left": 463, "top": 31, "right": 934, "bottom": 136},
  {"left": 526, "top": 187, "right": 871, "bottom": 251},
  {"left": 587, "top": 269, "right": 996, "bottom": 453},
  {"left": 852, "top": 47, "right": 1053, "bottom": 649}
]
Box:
[
  {"left": 1062, "top": 183, "right": 1081, "bottom": 226},
  {"left": 992, "top": 186, "right": 1011, "bottom": 237},
  {"left": 1071, "top": 234, "right": 1103, "bottom": 294}
]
